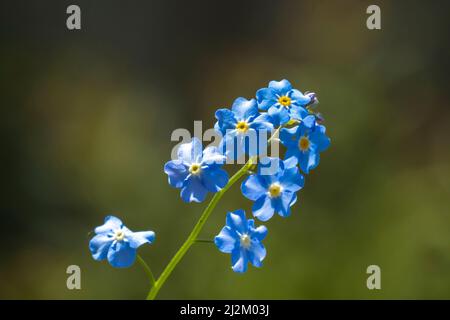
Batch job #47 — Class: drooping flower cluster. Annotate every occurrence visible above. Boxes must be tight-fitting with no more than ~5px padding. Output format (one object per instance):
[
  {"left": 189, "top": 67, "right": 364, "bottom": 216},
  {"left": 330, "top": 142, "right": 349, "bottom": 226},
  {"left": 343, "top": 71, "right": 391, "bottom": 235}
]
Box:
[{"left": 164, "top": 79, "right": 331, "bottom": 272}]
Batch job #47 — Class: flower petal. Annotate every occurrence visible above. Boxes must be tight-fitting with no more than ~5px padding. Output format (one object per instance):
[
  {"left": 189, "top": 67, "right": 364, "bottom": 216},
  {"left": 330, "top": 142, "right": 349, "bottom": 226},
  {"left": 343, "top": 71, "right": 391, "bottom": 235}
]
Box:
[
  {"left": 248, "top": 241, "right": 266, "bottom": 267},
  {"left": 231, "top": 248, "right": 248, "bottom": 273},
  {"left": 231, "top": 97, "right": 258, "bottom": 121},
  {"left": 180, "top": 176, "right": 208, "bottom": 203},
  {"left": 268, "top": 79, "right": 292, "bottom": 95},
  {"left": 280, "top": 126, "right": 299, "bottom": 149},
  {"left": 215, "top": 108, "right": 237, "bottom": 134},
  {"left": 299, "top": 150, "right": 320, "bottom": 174},
  {"left": 243, "top": 128, "right": 269, "bottom": 157},
  {"left": 226, "top": 210, "right": 248, "bottom": 234},
  {"left": 258, "top": 157, "right": 282, "bottom": 177},
  {"left": 301, "top": 114, "right": 316, "bottom": 129},
  {"left": 273, "top": 191, "right": 295, "bottom": 217},
  {"left": 214, "top": 226, "right": 237, "bottom": 253},
  {"left": 127, "top": 231, "right": 155, "bottom": 249},
  {"left": 256, "top": 88, "right": 277, "bottom": 111},
  {"left": 279, "top": 166, "right": 304, "bottom": 192},
  {"left": 89, "top": 233, "right": 113, "bottom": 261},
  {"left": 201, "top": 167, "right": 229, "bottom": 192},
  {"left": 94, "top": 216, "right": 123, "bottom": 234},
  {"left": 177, "top": 138, "right": 203, "bottom": 164},
  {"left": 202, "top": 146, "right": 226, "bottom": 166},
  {"left": 252, "top": 195, "right": 275, "bottom": 221},
  {"left": 164, "top": 160, "right": 189, "bottom": 188},
  {"left": 289, "top": 105, "right": 309, "bottom": 121},
  {"left": 283, "top": 156, "right": 298, "bottom": 169},
  {"left": 219, "top": 133, "right": 246, "bottom": 161},
  {"left": 107, "top": 241, "right": 137, "bottom": 268},
  {"left": 250, "top": 116, "right": 274, "bottom": 132},
  {"left": 310, "top": 129, "right": 331, "bottom": 153},
  {"left": 268, "top": 105, "right": 290, "bottom": 126},
  {"left": 249, "top": 225, "right": 268, "bottom": 241},
  {"left": 241, "top": 175, "right": 267, "bottom": 201},
  {"left": 285, "top": 147, "right": 301, "bottom": 164},
  {"left": 289, "top": 88, "right": 311, "bottom": 105}
]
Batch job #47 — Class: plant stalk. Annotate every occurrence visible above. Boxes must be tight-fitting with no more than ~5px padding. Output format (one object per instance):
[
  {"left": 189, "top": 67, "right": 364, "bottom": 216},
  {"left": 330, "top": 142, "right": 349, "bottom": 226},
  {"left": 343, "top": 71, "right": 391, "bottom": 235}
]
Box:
[{"left": 146, "top": 156, "right": 257, "bottom": 300}]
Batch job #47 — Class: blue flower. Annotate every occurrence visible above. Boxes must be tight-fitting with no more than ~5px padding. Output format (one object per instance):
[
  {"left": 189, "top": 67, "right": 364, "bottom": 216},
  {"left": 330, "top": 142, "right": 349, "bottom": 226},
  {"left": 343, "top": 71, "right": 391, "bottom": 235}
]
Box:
[
  {"left": 256, "top": 79, "right": 315, "bottom": 126},
  {"left": 280, "top": 120, "right": 331, "bottom": 174},
  {"left": 164, "top": 138, "right": 229, "bottom": 203},
  {"left": 214, "top": 210, "right": 268, "bottom": 273},
  {"left": 241, "top": 157, "right": 304, "bottom": 221},
  {"left": 215, "top": 97, "right": 273, "bottom": 160},
  {"left": 89, "top": 216, "right": 155, "bottom": 268}
]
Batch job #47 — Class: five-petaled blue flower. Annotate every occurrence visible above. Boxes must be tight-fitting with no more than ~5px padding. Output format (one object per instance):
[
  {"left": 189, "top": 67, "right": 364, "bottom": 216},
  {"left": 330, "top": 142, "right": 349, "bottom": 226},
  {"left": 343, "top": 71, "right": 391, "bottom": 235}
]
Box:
[
  {"left": 89, "top": 216, "right": 155, "bottom": 268},
  {"left": 214, "top": 210, "right": 268, "bottom": 273},
  {"left": 215, "top": 97, "right": 273, "bottom": 160},
  {"left": 280, "top": 119, "right": 331, "bottom": 174},
  {"left": 241, "top": 157, "right": 305, "bottom": 221},
  {"left": 256, "top": 79, "right": 315, "bottom": 126},
  {"left": 164, "top": 138, "right": 229, "bottom": 203}
]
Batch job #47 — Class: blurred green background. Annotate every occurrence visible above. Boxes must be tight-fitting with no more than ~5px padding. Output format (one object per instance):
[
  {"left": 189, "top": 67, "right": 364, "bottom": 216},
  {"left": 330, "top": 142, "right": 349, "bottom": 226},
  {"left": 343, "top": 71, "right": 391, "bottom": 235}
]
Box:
[{"left": 1, "top": 0, "right": 449, "bottom": 299}]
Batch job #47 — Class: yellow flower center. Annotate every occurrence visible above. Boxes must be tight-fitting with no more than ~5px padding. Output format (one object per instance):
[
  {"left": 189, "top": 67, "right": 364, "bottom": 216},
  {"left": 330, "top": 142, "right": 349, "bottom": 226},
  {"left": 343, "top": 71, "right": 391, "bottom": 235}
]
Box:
[
  {"left": 240, "top": 234, "right": 251, "bottom": 248},
  {"left": 189, "top": 163, "right": 201, "bottom": 175},
  {"left": 114, "top": 230, "right": 125, "bottom": 241},
  {"left": 268, "top": 183, "right": 282, "bottom": 198},
  {"left": 299, "top": 136, "right": 310, "bottom": 151},
  {"left": 278, "top": 95, "right": 291, "bottom": 107},
  {"left": 236, "top": 121, "right": 249, "bottom": 133}
]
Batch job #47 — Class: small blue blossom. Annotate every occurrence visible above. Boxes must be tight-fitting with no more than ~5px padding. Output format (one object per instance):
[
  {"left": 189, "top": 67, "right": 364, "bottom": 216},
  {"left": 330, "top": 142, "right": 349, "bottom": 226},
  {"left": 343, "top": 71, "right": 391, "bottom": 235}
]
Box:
[
  {"left": 241, "top": 157, "right": 304, "bottom": 221},
  {"left": 280, "top": 120, "right": 331, "bottom": 174},
  {"left": 256, "top": 79, "right": 315, "bottom": 126},
  {"left": 215, "top": 97, "right": 273, "bottom": 160},
  {"left": 164, "top": 138, "right": 229, "bottom": 203},
  {"left": 214, "top": 210, "right": 268, "bottom": 273},
  {"left": 89, "top": 216, "right": 155, "bottom": 268}
]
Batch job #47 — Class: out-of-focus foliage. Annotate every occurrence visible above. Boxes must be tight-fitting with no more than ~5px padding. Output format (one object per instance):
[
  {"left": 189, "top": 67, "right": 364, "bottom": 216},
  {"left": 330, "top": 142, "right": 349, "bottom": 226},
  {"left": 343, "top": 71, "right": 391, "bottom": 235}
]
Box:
[{"left": 0, "top": 0, "right": 449, "bottom": 299}]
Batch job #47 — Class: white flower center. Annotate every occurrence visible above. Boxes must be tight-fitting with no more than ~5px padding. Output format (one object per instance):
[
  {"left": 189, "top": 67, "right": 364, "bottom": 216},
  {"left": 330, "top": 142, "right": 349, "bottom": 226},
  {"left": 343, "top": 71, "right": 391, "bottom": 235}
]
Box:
[
  {"left": 240, "top": 234, "right": 251, "bottom": 248},
  {"left": 114, "top": 230, "right": 125, "bottom": 241},
  {"left": 268, "top": 183, "right": 282, "bottom": 198},
  {"left": 189, "top": 163, "right": 201, "bottom": 175}
]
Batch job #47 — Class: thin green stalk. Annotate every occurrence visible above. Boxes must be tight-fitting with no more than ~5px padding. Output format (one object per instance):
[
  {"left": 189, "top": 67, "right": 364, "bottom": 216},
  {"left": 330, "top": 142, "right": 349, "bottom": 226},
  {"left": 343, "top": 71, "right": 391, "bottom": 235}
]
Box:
[
  {"left": 137, "top": 254, "right": 156, "bottom": 288},
  {"left": 195, "top": 239, "right": 214, "bottom": 243},
  {"left": 146, "top": 156, "right": 257, "bottom": 300}
]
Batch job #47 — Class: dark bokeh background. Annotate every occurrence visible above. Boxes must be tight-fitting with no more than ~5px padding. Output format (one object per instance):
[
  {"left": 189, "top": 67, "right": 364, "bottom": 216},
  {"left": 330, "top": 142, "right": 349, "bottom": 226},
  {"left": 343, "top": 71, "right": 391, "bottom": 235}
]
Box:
[{"left": 1, "top": 0, "right": 449, "bottom": 299}]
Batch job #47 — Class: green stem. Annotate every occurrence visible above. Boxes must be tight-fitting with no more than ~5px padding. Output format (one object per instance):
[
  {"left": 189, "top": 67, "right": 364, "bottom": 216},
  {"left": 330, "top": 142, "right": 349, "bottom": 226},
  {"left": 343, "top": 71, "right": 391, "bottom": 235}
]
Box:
[
  {"left": 195, "top": 239, "right": 214, "bottom": 243},
  {"left": 137, "top": 254, "right": 156, "bottom": 288},
  {"left": 146, "top": 156, "right": 257, "bottom": 300}
]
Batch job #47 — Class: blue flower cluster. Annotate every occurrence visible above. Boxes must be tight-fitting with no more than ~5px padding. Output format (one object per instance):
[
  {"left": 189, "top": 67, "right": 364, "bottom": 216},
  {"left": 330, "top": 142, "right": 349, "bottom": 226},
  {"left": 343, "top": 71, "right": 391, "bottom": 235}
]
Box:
[
  {"left": 89, "top": 79, "right": 330, "bottom": 275},
  {"left": 164, "top": 79, "right": 330, "bottom": 273}
]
